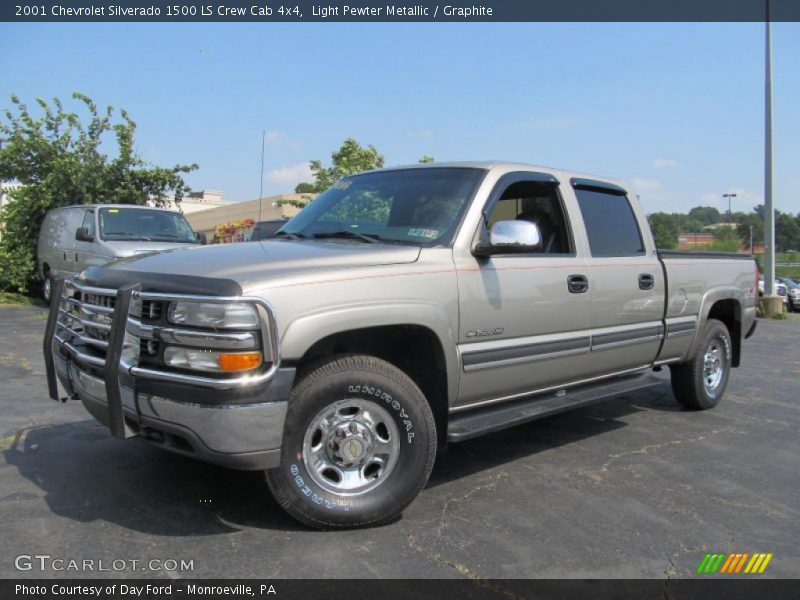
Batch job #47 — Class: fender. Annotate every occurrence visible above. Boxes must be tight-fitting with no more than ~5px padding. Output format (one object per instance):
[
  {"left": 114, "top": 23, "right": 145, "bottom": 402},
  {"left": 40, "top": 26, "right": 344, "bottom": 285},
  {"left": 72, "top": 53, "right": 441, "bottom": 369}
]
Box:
[
  {"left": 280, "top": 302, "right": 461, "bottom": 406},
  {"left": 684, "top": 285, "right": 745, "bottom": 362}
]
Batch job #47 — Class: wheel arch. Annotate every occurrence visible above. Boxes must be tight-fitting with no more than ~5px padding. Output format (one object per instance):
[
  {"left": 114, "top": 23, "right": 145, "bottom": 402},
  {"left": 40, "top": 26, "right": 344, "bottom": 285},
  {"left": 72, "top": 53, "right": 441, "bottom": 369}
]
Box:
[
  {"left": 280, "top": 305, "right": 458, "bottom": 448},
  {"left": 688, "top": 289, "right": 744, "bottom": 367}
]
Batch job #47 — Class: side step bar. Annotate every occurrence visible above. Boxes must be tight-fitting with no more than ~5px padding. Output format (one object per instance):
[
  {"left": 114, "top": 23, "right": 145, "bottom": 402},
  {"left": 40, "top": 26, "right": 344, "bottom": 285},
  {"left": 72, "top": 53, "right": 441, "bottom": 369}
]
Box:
[{"left": 447, "top": 373, "right": 664, "bottom": 442}]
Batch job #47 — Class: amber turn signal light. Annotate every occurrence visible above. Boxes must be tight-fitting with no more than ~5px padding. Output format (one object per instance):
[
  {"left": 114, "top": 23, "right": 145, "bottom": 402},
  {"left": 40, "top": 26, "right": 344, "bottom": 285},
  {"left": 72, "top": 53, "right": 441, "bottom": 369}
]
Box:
[{"left": 218, "top": 351, "right": 262, "bottom": 372}]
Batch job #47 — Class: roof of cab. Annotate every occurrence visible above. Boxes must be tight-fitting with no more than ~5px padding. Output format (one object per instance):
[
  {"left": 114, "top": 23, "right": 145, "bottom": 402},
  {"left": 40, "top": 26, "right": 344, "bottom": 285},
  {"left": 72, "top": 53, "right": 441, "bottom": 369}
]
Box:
[{"left": 358, "top": 161, "right": 631, "bottom": 192}]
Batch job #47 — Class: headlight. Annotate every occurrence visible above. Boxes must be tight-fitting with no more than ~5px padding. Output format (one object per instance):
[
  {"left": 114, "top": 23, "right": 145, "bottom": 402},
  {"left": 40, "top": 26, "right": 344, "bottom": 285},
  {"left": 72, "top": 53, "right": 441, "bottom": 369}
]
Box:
[
  {"left": 163, "top": 347, "right": 262, "bottom": 373},
  {"left": 168, "top": 301, "right": 259, "bottom": 329}
]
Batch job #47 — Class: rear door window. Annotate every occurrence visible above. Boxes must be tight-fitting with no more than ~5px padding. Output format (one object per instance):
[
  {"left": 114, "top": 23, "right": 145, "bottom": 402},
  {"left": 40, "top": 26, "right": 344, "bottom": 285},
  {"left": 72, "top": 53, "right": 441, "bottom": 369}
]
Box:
[{"left": 574, "top": 187, "right": 644, "bottom": 257}]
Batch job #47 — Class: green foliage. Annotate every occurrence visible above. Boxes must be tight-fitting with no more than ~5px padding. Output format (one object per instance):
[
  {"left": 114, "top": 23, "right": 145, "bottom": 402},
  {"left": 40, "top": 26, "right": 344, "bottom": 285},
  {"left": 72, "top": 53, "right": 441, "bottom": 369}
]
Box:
[
  {"left": 647, "top": 212, "right": 678, "bottom": 249},
  {"left": 418, "top": 155, "right": 435, "bottom": 164},
  {"left": 737, "top": 212, "right": 764, "bottom": 250},
  {"left": 776, "top": 212, "right": 800, "bottom": 253},
  {"left": 688, "top": 206, "right": 722, "bottom": 226},
  {"left": 0, "top": 93, "right": 197, "bottom": 292},
  {"left": 294, "top": 182, "right": 316, "bottom": 194},
  {"left": 307, "top": 138, "right": 384, "bottom": 193}
]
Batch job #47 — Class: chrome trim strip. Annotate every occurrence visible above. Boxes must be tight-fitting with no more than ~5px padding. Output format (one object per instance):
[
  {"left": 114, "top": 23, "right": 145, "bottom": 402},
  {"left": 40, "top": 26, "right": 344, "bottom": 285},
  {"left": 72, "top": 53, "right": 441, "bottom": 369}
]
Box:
[
  {"left": 127, "top": 318, "right": 258, "bottom": 350},
  {"left": 590, "top": 334, "right": 663, "bottom": 351},
  {"left": 450, "top": 365, "right": 653, "bottom": 413},
  {"left": 665, "top": 329, "right": 694, "bottom": 338},
  {"left": 129, "top": 364, "right": 279, "bottom": 390},
  {"left": 590, "top": 326, "right": 664, "bottom": 348},
  {"left": 463, "top": 345, "right": 589, "bottom": 372}
]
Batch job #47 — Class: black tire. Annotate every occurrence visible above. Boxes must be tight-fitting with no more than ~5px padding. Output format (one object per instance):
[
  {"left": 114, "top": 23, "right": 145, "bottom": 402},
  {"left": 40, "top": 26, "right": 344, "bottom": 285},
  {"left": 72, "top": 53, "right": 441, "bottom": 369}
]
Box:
[
  {"left": 266, "top": 354, "right": 437, "bottom": 530},
  {"left": 670, "top": 319, "right": 732, "bottom": 410}
]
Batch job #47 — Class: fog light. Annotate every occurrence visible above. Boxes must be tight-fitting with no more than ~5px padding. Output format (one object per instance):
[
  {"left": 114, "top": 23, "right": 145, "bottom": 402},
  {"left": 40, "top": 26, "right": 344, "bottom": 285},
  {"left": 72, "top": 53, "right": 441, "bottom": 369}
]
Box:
[{"left": 163, "top": 347, "right": 262, "bottom": 373}]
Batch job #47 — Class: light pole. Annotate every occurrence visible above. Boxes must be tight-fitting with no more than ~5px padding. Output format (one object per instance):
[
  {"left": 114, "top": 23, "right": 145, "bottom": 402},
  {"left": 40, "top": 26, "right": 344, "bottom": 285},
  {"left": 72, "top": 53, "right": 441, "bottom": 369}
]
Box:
[
  {"left": 763, "top": 0, "right": 778, "bottom": 310},
  {"left": 722, "top": 193, "right": 737, "bottom": 222}
]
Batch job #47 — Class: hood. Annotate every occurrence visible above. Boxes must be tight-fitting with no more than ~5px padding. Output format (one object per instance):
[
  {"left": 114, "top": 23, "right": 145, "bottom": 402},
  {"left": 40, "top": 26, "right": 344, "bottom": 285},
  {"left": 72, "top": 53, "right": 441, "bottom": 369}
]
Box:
[{"left": 81, "top": 240, "right": 421, "bottom": 295}]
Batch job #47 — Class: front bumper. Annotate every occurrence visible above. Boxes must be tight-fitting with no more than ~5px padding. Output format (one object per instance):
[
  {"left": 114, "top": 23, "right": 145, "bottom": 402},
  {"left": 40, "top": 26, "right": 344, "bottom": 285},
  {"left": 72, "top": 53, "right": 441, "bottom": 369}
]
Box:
[{"left": 44, "top": 278, "right": 294, "bottom": 471}]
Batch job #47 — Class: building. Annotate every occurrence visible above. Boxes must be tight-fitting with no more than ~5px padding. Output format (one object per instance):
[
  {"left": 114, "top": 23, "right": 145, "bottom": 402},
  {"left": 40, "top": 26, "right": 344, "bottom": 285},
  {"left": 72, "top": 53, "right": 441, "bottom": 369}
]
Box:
[
  {"left": 184, "top": 193, "right": 310, "bottom": 241},
  {"left": 159, "top": 189, "right": 228, "bottom": 215}
]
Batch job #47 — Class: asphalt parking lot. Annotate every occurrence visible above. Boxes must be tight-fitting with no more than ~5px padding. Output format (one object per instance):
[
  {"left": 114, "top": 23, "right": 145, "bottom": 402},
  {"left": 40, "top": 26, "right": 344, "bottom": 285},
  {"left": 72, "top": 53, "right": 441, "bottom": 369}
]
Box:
[{"left": 1, "top": 304, "right": 798, "bottom": 580}]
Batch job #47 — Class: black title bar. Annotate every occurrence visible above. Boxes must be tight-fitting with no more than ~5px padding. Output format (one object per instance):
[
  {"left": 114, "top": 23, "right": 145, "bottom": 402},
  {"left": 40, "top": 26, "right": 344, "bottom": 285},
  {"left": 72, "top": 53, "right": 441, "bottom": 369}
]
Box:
[{"left": 3, "top": 0, "right": 800, "bottom": 23}]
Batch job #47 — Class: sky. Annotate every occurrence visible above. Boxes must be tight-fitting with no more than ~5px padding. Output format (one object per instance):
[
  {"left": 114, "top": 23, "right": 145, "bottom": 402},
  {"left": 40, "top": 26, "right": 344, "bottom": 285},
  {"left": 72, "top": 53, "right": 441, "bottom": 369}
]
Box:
[{"left": 1, "top": 22, "right": 799, "bottom": 215}]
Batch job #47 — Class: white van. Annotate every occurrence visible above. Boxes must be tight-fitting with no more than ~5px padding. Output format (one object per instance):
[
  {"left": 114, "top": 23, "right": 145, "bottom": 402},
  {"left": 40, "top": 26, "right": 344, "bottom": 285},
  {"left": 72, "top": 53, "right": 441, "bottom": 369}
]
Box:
[{"left": 37, "top": 204, "right": 202, "bottom": 303}]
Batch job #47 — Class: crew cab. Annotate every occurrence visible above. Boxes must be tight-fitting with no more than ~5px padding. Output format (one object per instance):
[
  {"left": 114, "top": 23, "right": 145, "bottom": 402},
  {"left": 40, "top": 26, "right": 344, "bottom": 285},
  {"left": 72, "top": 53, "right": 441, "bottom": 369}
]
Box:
[{"left": 43, "top": 162, "right": 758, "bottom": 529}]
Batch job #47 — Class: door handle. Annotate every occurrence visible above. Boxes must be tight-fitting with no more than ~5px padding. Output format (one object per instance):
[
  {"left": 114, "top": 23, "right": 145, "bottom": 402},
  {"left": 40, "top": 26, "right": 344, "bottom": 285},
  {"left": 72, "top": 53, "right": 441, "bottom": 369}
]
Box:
[
  {"left": 567, "top": 274, "right": 589, "bottom": 294},
  {"left": 638, "top": 273, "right": 655, "bottom": 290}
]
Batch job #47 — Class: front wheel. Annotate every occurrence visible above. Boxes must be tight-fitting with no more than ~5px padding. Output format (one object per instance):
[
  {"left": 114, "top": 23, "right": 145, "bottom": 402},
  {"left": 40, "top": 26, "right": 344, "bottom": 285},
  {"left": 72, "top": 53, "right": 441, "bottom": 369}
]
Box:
[
  {"left": 42, "top": 271, "right": 53, "bottom": 306},
  {"left": 670, "top": 318, "right": 732, "bottom": 410},
  {"left": 266, "top": 355, "right": 437, "bottom": 530}
]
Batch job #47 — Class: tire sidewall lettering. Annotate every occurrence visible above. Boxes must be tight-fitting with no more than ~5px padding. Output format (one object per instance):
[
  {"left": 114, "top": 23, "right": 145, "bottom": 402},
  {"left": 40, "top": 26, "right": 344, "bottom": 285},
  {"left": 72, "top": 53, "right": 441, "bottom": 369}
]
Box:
[{"left": 348, "top": 383, "right": 416, "bottom": 444}]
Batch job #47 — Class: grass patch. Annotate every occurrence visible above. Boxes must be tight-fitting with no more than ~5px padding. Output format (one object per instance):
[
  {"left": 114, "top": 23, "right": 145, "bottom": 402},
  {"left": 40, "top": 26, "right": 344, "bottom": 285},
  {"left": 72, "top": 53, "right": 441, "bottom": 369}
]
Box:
[{"left": 0, "top": 291, "right": 44, "bottom": 306}]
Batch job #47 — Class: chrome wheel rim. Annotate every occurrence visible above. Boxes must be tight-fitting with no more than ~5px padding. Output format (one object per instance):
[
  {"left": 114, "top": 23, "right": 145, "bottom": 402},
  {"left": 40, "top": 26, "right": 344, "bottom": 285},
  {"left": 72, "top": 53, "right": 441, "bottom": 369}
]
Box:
[
  {"left": 302, "top": 399, "right": 400, "bottom": 496},
  {"left": 703, "top": 339, "right": 725, "bottom": 393},
  {"left": 43, "top": 278, "right": 51, "bottom": 302}
]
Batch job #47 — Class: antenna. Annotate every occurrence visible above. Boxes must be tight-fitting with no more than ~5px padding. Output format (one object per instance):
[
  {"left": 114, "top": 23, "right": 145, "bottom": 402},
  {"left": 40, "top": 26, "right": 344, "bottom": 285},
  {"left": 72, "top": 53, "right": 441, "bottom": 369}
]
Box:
[{"left": 258, "top": 130, "right": 265, "bottom": 224}]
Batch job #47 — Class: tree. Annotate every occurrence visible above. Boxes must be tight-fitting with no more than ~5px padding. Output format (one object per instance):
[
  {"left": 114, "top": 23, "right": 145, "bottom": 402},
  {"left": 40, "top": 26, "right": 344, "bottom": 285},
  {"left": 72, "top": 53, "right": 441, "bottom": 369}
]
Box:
[
  {"left": 688, "top": 206, "right": 721, "bottom": 226},
  {"left": 0, "top": 93, "right": 197, "bottom": 292},
  {"left": 776, "top": 212, "right": 800, "bottom": 252},
  {"left": 279, "top": 138, "right": 385, "bottom": 211},
  {"left": 294, "top": 182, "right": 316, "bottom": 194},
  {"left": 308, "top": 137, "right": 384, "bottom": 192},
  {"left": 418, "top": 155, "right": 435, "bottom": 164},
  {"left": 736, "top": 213, "right": 764, "bottom": 250},
  {"left": 647, "top": 213, "right": 678, "bottom": 249}
]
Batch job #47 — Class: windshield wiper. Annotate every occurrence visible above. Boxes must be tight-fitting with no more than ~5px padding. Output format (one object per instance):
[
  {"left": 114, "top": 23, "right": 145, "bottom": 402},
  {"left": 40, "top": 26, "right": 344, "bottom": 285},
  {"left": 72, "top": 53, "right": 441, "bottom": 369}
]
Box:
[
  {"left": 273, "top": 231, "right": 306, "bottom": 240},
  {"left": 103, "top": 232, "right": 152, "bottom": 241},
  {"left": 313, "top": 230, "right": 381, "bottom": 244}
]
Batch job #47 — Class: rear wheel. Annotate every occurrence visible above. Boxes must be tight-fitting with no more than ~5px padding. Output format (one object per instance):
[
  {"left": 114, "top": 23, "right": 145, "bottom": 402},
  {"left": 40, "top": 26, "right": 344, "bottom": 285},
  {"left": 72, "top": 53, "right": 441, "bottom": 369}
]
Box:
[
  {"left": 266, "top": 354, "right": 437, "bottom": 529},
  {"left": 670, "top": 319, "right": 732, "bottom": 410}
]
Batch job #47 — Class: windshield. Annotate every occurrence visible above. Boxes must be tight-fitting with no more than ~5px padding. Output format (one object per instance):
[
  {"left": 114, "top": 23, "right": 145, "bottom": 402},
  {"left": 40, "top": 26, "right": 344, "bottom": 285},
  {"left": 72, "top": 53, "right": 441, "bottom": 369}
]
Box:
[
  {"left": 279, "top": 168, "right": 485, "bottom": 246},
  {"left": 99, "top": 207, "right": 198, "bottom": 243}
]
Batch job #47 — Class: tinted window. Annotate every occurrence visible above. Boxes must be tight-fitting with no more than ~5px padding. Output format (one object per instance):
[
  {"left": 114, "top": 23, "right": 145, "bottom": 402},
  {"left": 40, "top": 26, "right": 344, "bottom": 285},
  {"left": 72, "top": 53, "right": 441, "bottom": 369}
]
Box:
[{"left": 574, "top": 188, "right": 644, "bottom": 256}]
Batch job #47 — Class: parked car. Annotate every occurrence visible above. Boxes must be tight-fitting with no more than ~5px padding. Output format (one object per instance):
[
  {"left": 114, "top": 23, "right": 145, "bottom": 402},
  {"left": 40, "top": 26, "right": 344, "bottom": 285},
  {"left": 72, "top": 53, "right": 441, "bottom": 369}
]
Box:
[
  {"left": 37, "top": 204, "right": 202, "bottom": 304},
  {"left": 44, "top": 162, "right": 759, "bottom": 529},
  {"left": 777, "top": 277, "right": 800, "bottom": 311},
  {"left": 758, "top": 278, "right": 788, "bottom": 305}
]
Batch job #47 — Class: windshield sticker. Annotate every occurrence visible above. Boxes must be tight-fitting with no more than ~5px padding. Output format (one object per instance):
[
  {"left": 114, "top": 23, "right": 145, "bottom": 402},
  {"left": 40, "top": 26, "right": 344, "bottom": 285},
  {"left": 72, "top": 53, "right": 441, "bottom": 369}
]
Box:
[
  {"left": 407, "top": 228, "right": 439, "bottom": 239},
  {"left": 108, "top": 209, "right": 119, "bottom": 213},
  {"left": 333, "top": 180, "right": 352, "bottom": 190}
]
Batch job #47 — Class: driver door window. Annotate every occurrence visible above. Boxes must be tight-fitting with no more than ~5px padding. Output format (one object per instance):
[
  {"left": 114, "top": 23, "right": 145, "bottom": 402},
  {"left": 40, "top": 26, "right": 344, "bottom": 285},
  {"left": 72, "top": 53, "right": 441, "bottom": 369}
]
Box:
[{"left": 485, "top": 182, "right": 573, "bottom": 255}]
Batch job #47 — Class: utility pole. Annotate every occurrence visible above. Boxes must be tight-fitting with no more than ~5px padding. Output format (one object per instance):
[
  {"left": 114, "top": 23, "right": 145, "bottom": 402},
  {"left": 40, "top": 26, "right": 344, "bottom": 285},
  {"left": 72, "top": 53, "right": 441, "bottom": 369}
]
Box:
[{"left": 764, "top": 0, "right": 777, "bottom": 304}]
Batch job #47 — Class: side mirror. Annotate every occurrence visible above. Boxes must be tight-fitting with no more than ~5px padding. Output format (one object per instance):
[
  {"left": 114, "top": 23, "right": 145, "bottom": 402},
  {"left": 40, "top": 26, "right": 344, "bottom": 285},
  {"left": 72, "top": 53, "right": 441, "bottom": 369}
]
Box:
[
  {"left": 473, "top": 220, "right": 542, "bottom": 257},
  {"left": 195, "top": 232, "right": 207, "bottom": 245},
  {"left": 75, "top": 227, "right": 94, "bottom": 242}
]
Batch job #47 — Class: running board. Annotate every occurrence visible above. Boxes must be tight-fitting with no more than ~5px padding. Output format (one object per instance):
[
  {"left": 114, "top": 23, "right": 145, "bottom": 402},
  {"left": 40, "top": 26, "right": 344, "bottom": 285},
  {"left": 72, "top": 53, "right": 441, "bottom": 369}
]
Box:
[{"left": 447, "top": 373, "right": 663, "bottom": 442}]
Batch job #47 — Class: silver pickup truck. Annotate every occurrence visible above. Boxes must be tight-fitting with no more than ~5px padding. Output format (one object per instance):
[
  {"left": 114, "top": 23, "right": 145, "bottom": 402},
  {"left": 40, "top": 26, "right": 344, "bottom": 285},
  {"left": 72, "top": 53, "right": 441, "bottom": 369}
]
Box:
[{"left": 43, "top": 162, "right": 758, "bottom": 529}]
